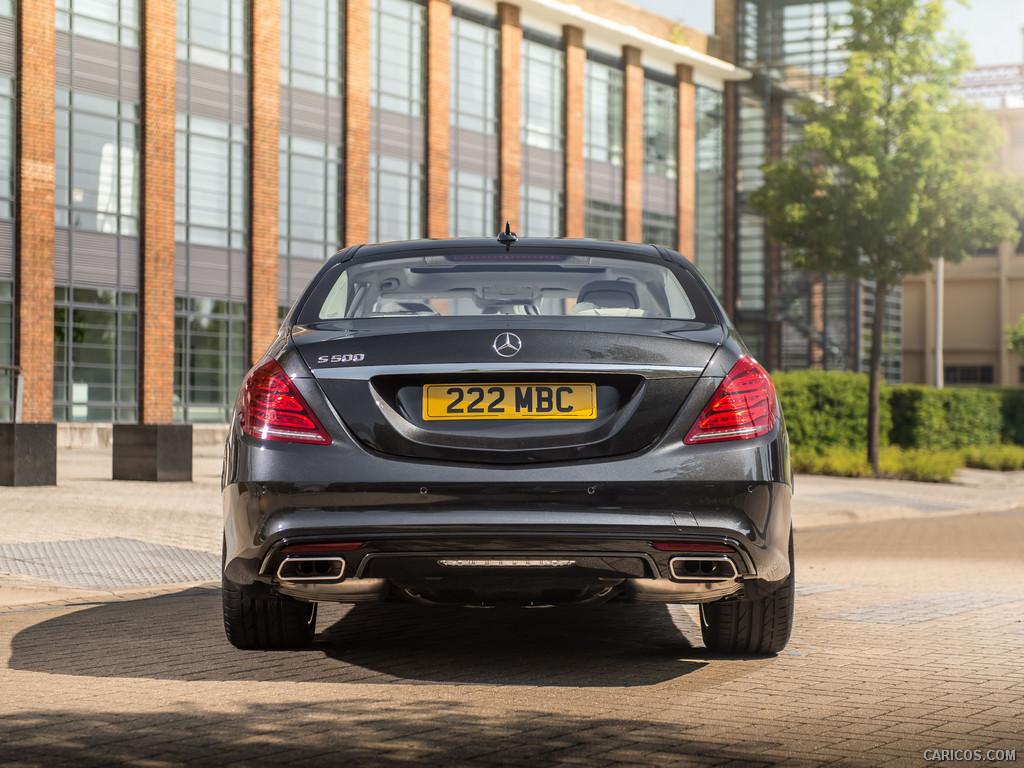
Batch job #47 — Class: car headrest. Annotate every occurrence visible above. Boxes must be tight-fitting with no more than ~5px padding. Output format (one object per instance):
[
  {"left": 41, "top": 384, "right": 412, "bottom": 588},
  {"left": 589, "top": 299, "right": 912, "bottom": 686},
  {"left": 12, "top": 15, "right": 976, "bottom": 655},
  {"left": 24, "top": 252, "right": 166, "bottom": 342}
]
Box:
[{"left": 576, "top": 280, "right": 639, "bottom": 309}]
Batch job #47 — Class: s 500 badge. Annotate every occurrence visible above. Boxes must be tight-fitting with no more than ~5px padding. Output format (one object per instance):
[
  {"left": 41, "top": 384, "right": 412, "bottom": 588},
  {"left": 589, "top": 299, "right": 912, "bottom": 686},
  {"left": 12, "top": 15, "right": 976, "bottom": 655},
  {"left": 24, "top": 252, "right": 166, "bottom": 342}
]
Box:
[{"left": 316, "top": 354, "right": 365, "bottom": 364}]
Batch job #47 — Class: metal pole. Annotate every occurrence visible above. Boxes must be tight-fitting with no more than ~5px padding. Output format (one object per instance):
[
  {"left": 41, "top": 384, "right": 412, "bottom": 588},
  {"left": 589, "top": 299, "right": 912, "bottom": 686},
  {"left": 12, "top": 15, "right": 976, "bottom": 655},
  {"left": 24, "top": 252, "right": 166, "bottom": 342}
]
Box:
[{"left": 935, "top": 257, "right": 944, "bottom": 389}]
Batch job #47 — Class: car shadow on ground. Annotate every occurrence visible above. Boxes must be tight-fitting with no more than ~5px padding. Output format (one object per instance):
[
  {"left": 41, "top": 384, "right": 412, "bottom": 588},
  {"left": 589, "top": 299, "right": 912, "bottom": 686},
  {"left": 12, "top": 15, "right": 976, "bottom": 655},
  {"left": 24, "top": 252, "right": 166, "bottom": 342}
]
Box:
[{"left": 2, "top": 587, "right": 761, "bottom": 687}]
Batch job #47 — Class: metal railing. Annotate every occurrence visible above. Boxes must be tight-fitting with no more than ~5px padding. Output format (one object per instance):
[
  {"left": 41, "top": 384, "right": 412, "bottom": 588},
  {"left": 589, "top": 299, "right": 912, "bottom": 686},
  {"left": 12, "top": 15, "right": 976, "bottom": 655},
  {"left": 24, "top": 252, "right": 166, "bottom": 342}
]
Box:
[{"left": 0, "top": 364, "right": 23, "bottom": 423}]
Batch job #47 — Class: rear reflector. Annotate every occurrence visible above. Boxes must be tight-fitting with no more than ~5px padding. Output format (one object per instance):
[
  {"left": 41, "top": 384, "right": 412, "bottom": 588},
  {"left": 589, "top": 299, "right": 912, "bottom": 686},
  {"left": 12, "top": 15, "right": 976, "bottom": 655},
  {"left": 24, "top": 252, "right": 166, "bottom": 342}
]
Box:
[
  {"left": 652, "top": 542, "right": 735, "bottom": 553},
  {"left": 280, "top": 542, "right": 363, "bottom": 553},
  {"left": 684, "top": 355, "right": 778, "bottom": 444},
  {"left": 240, "top": 359, "right": 332, "bottom": 445}
]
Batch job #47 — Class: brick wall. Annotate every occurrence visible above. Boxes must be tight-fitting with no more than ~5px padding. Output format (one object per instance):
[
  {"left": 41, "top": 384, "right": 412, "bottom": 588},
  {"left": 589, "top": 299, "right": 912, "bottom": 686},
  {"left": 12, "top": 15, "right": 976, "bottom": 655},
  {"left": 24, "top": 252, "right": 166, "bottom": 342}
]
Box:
[
  {"left": 497, "top": 3, "right": 521, "bottom": 229},
  {"left": 563, "top": 25, "right": 585, "bottom": 239},
  {"left": 426, "top": 0, "right": 451, "bottom": 239},
  {"left": 139, "top": 0, "right": 176, "bottom": 424},
  {"left": 345, "top": 0, "right": 371, "bottom": 246},
  {"left": 622, "top": 45, "right": 643, "bottom": 243},
  {"left": 249, "top": 0, "right": 281, "bottom": 365},
  {"left": 15, "top": 0, "right": 55, "bottom": 423}
]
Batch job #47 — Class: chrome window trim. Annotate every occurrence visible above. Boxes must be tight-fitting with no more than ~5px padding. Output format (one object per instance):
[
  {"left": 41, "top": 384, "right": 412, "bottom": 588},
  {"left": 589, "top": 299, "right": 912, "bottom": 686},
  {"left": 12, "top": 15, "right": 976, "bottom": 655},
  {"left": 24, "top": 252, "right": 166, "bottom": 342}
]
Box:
[{"left": 309, "top": 362, "right": 704, "bottom": 380}]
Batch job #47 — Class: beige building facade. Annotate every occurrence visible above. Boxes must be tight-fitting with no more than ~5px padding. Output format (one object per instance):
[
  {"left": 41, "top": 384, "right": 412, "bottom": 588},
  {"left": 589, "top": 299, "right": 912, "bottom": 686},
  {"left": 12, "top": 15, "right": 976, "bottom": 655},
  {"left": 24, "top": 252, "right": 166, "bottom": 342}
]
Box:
[{"left": 903, "top": 106, "right": 1024, "bottom": 387}]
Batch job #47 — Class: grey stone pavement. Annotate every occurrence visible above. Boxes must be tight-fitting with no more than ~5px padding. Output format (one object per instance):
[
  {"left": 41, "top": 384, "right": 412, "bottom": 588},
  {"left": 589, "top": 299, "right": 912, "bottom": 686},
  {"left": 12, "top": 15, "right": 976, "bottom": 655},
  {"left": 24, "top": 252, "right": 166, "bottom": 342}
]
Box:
[{"left": 0, "top": 445, "right": 1022, "bottom": 766}]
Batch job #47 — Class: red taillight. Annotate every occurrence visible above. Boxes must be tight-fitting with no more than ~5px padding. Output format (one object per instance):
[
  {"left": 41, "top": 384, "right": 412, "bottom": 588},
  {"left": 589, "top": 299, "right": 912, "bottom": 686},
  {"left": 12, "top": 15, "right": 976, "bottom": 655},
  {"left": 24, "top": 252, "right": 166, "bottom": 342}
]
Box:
[
  {"left": 239, "top": 359, "right": 332, "bottom": 445},
  {"left": 684, "top": 356, "right": 778, "bottom": 445}
]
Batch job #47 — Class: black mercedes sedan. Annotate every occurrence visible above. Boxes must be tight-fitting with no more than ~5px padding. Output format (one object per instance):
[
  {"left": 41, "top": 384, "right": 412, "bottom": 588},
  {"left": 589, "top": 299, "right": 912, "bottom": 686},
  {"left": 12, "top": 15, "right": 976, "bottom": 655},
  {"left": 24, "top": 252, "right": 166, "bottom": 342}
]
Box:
[{"left": 221, "top": 232, "right": 794, "bottom": 654}]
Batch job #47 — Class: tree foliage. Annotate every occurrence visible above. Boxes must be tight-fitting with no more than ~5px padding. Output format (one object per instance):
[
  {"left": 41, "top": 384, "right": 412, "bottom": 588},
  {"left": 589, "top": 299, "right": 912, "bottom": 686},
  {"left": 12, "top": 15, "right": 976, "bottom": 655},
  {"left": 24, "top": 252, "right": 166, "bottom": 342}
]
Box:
[
  {"left": 750, "top": 0, "right": 1022, "bottom": 473},
  {"left": 1007, "top": 315, "right": 1024, "bottom": 359}
]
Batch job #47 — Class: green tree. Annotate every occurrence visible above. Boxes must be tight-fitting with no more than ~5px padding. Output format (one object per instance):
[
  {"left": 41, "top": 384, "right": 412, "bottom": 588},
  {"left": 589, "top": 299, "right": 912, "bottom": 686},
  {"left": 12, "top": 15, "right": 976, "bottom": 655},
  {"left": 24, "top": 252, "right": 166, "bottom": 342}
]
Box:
[
  {"left": 750, "top": 0, "right": 1021, "bottom": 475},
  {"left": 1007, "top": 315, "right": 1024, "bottom": 359}
]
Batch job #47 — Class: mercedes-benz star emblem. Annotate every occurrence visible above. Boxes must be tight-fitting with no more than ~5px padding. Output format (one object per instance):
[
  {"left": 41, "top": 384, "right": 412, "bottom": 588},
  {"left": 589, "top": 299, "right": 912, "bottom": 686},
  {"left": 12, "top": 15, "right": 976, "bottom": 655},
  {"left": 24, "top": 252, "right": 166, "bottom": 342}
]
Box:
[{"left": 492, "top": 332, "right": 523, "bottom": 358}]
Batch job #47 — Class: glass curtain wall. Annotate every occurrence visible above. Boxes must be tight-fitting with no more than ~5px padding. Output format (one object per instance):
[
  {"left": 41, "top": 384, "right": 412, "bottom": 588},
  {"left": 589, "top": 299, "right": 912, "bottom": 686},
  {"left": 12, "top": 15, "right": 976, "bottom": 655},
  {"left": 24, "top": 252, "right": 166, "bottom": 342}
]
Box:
[
  {"left": 520, "top": 33, "right": 564, "bottom": 237},
  {"left": 53, "top": 0, "right": 141, "bottom": 422},
  {"left": 642, "top": 74, "right": 677, "bottom": 248},
  {"left": 174, "top": 0, "right": 249, "bottom": 421},
  {"left": 733, "top": 0, "right": 882, "bottom": 374},
  {"left": 449, "top": 9, "right": 499, "bottom": 238},
  {"left": 583, "top": 55, "right": 624, "bottom": 240},
  {"left": 279, "top": 0, "right": 344, "bottom": 310},
  {"left": 0, "top": 1, "right": 13, "bottom": 420},
  {"left": 694, "top": 85, "right": 724, "bottom": 298},
  {"left": 370, "top": 0, "right": 426, "bottom": 243}
]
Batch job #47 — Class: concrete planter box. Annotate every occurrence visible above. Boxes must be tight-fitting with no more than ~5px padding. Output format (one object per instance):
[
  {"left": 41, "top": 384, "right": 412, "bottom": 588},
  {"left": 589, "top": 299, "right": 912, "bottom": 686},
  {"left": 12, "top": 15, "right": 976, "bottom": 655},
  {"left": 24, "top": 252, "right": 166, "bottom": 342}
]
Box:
[
  {"left": 112, "top": 424, "right": 193, "bottom": 482},
  {"left": 0, "top": 423, "right": 57, "bottom": 486}
]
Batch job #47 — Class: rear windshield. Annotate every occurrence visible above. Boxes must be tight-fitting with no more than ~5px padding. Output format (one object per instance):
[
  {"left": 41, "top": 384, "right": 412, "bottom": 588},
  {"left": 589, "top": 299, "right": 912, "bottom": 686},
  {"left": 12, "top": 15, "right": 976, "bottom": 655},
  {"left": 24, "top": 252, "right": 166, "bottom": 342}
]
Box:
[{"left": 304, "top": 252, "right": 714, "bottom": 322}]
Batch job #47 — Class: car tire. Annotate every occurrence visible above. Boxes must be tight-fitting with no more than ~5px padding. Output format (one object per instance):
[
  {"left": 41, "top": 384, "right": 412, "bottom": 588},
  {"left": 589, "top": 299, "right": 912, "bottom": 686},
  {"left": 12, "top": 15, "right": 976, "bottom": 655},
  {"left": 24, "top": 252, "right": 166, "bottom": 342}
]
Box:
[
  {"left": 699, "top": 528, "right": 794, "bottom": 655},
  {"left": 222, "top": 547, "right": 317, "bottom": 649}
]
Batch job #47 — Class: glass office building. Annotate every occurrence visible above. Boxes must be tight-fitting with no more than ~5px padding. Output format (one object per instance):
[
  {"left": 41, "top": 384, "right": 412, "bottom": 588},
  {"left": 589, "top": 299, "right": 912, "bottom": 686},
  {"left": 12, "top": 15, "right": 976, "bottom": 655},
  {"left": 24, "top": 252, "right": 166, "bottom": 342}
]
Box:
[{"left": 1, "top": 0, "right": 747, "bottom": 428}]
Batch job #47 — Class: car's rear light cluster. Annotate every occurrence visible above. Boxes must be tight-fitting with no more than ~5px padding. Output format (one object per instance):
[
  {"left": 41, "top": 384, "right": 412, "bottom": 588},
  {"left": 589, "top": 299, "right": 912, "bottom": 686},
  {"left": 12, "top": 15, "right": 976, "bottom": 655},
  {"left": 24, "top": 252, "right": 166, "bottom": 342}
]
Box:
[
  {"left": 684, "top": 355, "right": 778, "bottom": 444},
  {"left": 239, "top": 359, "right": 332, "bottom": 445}
]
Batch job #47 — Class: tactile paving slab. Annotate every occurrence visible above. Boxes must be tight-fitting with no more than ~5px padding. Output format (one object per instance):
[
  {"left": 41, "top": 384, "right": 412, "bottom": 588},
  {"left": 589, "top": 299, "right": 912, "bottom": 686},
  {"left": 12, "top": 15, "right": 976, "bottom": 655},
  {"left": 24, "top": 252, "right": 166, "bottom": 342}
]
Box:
[
  {"left": 0, "top": 538, "right": 219, "bottom": 590},
  {"left": 820, "top": 591, "right": 1024, "bottom": 625}
]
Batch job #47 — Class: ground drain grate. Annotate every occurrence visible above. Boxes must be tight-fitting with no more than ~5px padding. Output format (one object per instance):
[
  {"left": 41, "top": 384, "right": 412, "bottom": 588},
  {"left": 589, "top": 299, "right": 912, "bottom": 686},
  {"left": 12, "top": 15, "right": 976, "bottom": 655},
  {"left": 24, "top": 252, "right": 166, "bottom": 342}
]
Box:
[{"left": 0, "top": 538, "right": 219, "bottom": 590}]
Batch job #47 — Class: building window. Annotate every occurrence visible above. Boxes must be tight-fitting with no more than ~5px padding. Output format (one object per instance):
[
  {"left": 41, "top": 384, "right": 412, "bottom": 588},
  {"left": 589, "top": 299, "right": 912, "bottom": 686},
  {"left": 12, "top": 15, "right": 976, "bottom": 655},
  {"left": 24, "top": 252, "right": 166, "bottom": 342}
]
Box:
[
  {"left": 175, "top": 0, "right": 249, "bottom": 422},
  {"left": 279, "top": 0, "right": 344, "bottom": 303},
  {"left": 370, "top": 0, "right": 426, "bottom": 243},
  {"left": 53, "top": 287, "right": 138, "bottom": 422},
  {"left": 53, "top": 2, "right": 141, "bottom": 423},
  {"left": 521, "top": 34, "right": 564, "bottom": 237},
  {"left": 642, "top": 74, "right": 677, "bottom": 247},
  {"left": 449, "top": 11, "right": 499, "bottom": 237},
  {"left": 0, "top": 5, "right": 13, "bottom": 421},
  {"left": 584, "top": 56, "right": 623, "bottom": 240},
  {"left": 694, "top": 85, "right": 724, "bottom": 296},
  {"left": 946, "top": 366, "right": 994, "bottom": 386},
  {"left": 174, "top": 297, "right": 247, "bottom": 422}
]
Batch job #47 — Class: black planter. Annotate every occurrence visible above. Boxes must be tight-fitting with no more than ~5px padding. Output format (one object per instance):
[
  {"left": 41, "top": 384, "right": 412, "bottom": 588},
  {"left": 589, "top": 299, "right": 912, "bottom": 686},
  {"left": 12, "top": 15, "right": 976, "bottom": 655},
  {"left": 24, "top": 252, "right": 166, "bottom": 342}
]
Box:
[
  {"left": 112, "top": 424, "right": 193, "bottom": 482},
  {"left": 0, "top": 423, "right": 57, "bottom": 486}
]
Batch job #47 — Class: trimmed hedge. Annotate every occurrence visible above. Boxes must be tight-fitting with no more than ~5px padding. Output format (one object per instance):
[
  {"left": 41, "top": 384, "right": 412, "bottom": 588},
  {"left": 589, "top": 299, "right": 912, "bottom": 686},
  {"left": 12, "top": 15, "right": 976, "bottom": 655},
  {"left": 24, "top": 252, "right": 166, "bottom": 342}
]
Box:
[
  {"left": 773, "top": 370, "right": 890, "bottom": 454},
  {"left": 998, "top": 388, "right": 1024, "bottom": 446},
  {"left": 889, "top": 386, "right": 1001, "bottom": 451},
  {"left": 774, "top": 370, "right": 1013, "bottom": 454}
]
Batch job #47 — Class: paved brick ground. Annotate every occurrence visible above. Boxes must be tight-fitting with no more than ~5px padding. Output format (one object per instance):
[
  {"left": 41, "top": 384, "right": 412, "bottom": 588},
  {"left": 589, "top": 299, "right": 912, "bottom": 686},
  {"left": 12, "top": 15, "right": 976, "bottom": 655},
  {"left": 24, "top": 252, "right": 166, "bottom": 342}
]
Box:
[
  {"left": 1, "top": 503, "right": 1022, "bottom": 766},
  {"left": 2, "top": 448, "right": 1024, "bottom": 765}
]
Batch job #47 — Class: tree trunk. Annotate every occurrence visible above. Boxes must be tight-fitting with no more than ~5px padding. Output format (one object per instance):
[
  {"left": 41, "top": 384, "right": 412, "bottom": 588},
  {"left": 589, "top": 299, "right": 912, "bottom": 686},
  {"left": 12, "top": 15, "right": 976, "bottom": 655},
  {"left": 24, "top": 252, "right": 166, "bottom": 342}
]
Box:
[{"left": 868, "top": 280, "right": 887, "bottom": 475}]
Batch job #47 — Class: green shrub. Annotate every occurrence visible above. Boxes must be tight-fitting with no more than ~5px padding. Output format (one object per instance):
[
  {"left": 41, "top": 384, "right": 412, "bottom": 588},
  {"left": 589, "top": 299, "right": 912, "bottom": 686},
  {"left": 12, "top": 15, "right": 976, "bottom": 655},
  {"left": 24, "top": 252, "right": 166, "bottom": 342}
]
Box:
[
  {"left": 889, "top": 386, "right": 1001, "bottom": 450},
  {"left": 962, "top": 444, "right": 1024, "bottom": 471},
  {"left": 773, "top": 370, "right": 890, "bottom": 454},
  {"left": 998, "top": 388, "right": 1024, "bottom": 446},
  {"left": 795, "top": 445, "right": 960, "bottom": 482}
]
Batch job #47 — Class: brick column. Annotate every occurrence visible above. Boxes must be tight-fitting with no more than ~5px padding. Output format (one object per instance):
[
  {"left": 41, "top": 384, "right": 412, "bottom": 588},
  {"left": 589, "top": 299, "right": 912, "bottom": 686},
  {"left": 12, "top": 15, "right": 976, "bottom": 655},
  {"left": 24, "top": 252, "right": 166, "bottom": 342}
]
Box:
[
  {"left": 113, "top": 0, "right": 191, "bottom": 482},
  {"left": 563, "top": 25, "right": 584, "bottom": 239},
  {"left": 345, "top": 0, "right": 371, "bottom": 245},
  {"left": 622, "top": 46, "right": 643, "bottom": 243},
  {"left": 15, "top": 0, "right": 55, "bottom": 424},
  {"left": 426, "top": 0, "right": 451, "bottom": 239},
  {"left": 139, "top": 0, "right": 176, "bottom": 424},
  {"left": 249, "top": 0, "right": 280, "bottom": 364},
  {"left": 676, "top": 64, "right": 696, "bottom": 261},
  {"left": 498, "top": 3, "right": 521, "bottom": 229}
]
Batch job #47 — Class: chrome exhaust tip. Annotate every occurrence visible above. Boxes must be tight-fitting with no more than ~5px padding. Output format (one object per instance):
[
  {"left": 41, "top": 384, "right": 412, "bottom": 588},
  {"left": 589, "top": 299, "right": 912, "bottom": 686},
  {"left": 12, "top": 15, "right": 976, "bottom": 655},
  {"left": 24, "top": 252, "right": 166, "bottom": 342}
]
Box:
[
  {"left": 668, "top": 556, "right": 738, "bottom": 582},
  {"left": 277, "top": 556, "right": 346, "bottom": 582}
]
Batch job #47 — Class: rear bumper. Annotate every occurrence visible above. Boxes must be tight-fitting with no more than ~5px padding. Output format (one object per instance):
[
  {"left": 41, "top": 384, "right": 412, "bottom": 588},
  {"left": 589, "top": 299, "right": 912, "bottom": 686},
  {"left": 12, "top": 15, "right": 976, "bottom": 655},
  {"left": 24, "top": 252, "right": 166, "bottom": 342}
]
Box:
[{"left": 223, "top": 410, "right": 792, "bottom": 605}]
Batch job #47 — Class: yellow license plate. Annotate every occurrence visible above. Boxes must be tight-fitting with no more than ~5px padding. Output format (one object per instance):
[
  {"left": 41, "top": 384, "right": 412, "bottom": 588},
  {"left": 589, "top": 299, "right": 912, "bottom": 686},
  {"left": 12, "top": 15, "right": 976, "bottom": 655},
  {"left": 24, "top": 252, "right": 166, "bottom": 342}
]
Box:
[{"left": 423, "top": 383, "right": 596, "bottom": 420}]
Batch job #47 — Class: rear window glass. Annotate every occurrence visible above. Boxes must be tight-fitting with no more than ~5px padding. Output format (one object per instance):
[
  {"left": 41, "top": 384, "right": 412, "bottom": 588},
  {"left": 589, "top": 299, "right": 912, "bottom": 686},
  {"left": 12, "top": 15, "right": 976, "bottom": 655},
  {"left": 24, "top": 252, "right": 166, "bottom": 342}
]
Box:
[{"left": 310, "top": 253, "right": 708, "bottom": 321}]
